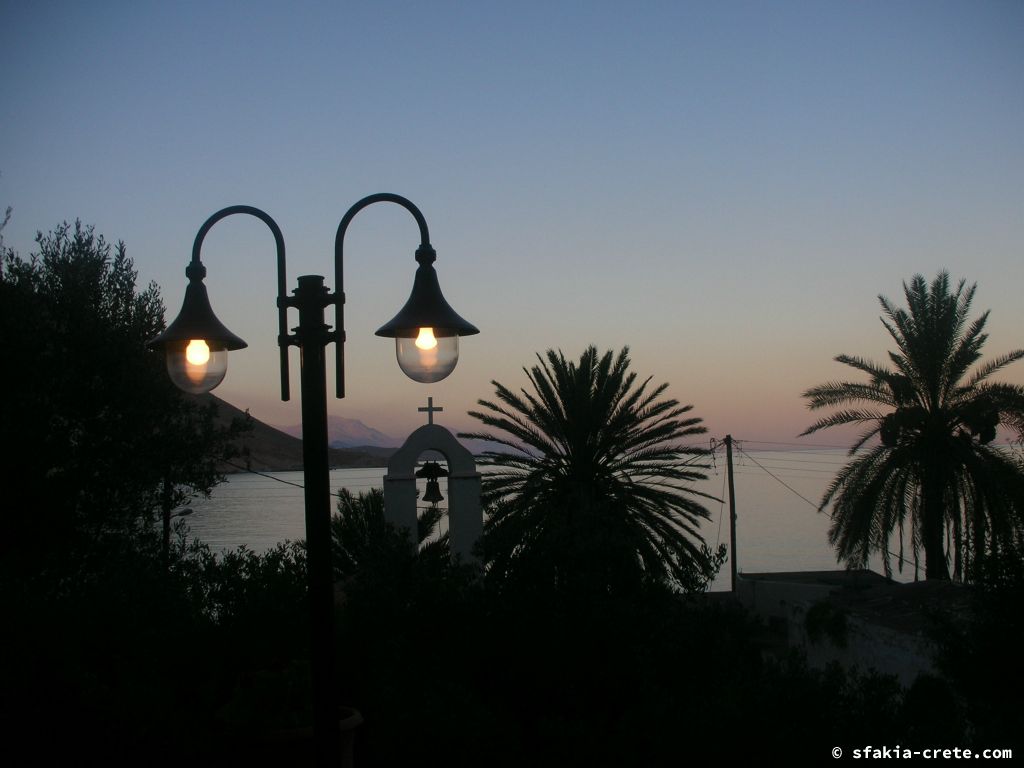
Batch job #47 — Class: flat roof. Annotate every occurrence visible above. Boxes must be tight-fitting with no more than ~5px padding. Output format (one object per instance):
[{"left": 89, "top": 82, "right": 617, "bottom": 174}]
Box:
[
  {"left": 738, "top": 569, "right": 891, "bottom": 587},
  {"left": 738, "top": 569, "right": 970, "bottom": 634}
]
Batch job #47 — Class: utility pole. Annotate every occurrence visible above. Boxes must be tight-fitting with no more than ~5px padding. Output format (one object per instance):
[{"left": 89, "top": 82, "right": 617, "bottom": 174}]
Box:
[{"left": 724, "top": 435, "right": 738, "bottom": 592}]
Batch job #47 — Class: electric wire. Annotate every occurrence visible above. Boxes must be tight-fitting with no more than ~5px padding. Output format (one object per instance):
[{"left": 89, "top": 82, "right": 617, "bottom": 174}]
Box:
[
  {"left": 732, "top": 444, "right": 821, "bottom": 511},
  {"left": 715, "top": 456, "right": 727, "bottom": 549},
  {"left": 197, "top": 463, "right": 455, "bottom": 505},
  {"left": 725, "top": 438, "right": 917, "bottom": 574},
  {"left": 745, "top": 456, "right": 847, "bottom": 468},
  {"left": 222, "top": 459, "right": 307, "bottom": 488},
  {"left": 736, "top": 438, "right": 857, "bottom": 450}
]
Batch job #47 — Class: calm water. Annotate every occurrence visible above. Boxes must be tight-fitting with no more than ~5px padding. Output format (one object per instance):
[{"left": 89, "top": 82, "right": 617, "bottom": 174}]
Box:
[{"left": 184, "top": 447, "right": 918, "bottom": 591}]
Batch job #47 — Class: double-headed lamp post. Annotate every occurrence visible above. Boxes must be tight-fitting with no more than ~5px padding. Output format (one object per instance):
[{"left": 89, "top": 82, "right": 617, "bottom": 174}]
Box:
[{"left": 147, "top": 193, "right": 478, "bottom": 766}]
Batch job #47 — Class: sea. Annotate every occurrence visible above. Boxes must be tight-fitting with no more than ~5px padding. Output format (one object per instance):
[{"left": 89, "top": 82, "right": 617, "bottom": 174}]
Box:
[{"left": 184, "top": 445, "right": 920, "bottom": 592}]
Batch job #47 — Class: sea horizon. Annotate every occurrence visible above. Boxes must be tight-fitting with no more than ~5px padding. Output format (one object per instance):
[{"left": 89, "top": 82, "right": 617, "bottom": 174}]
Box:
[{"left": 186, "top": 447, "right": 924, "bottom": 592}]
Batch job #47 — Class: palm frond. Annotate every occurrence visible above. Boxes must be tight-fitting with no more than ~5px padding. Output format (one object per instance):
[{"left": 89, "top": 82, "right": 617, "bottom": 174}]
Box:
[
  {"left": 833, "top": 353, "right": 894, "bottom": 382},
  {"left": 800, "top": 409, "right": 884, "bottom": 436},
  {"left": 803, "top": 380, "right": 894, "bottom": 409},
  {"left": 964, "top": 349, "right": 1024, "bottom": 389}
]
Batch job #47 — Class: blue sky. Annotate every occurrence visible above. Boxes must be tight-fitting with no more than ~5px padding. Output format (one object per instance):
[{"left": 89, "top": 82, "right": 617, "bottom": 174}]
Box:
[{"left": 3, "top": 0, "right": 1022, "bottom": 442}]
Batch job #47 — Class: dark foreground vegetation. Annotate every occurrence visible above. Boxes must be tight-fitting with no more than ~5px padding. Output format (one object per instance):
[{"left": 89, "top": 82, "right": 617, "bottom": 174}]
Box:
[
  {"left": 3, "top": 512, "right": 1022, "bottom": 766},
  {"left": 2, "top": 220, "right": 1021, "bottom": 764}
]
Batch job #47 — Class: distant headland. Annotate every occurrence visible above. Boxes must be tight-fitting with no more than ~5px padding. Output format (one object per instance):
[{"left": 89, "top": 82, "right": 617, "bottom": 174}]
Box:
[{"left": 191, "top": 393, "right": 395, "bottom": 472}]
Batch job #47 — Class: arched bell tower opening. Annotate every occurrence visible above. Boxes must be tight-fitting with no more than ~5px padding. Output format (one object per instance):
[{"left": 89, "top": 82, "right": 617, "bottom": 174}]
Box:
[
  {"left": 414, "top": 450, "right": 449, "bottom": 546},
  {"left": 383, "top": 398, "right": 482, "bottom": 564}
]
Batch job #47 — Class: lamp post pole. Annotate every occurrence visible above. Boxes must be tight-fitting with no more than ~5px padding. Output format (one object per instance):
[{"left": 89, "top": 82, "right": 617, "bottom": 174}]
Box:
[
  {"left": 287, "top": 275, "right": 338, "bottom": 762},
  {"left": 148, "top": 194, "right": 479, "bottom": 767}
]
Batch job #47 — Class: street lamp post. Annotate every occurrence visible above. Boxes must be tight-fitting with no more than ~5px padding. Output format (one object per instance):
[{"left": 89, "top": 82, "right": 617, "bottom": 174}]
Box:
[{"left": 147, "top": 194, "right": 478, "bottom": 766}]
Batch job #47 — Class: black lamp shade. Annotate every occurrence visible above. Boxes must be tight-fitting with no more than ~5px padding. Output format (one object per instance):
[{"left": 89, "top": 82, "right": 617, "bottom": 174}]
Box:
[
  {"left": 147, "top": 279, "right": 247, "bottom": 351},
  {"left": 375, "top": 262, "right": 478, "bottom": 339}
]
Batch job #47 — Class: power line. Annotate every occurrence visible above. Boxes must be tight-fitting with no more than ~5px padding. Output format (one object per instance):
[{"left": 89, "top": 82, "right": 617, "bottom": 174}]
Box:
[
  {"left": 742, "top": 454, "right": 850, "bottom": 467},
  {"left": 223, "top": 459, "right": 306, "bottom": 488},
  {"left": 729, "top": 441, "right": 918, "bottom": 576},
  {"left": 715, "top": 458, "right": 727, "bottom": 549},
  {"left": 733, "top": 444, "right": 821, "bottom": 511},
  {"left": 218, "top": 461, "right": 389, "bottom": 493},
  {"left": 734, "top": 438, "right": 856, "bottom": 450},
  {"left": 735, "top": 462, "right": 839, "bottom": 475}
]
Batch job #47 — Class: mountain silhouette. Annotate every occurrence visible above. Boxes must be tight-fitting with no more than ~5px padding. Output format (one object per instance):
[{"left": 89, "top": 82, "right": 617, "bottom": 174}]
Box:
[
  {"left": 191, "top": 394, "right": 389, "bottom": 471},
  {"left": 278, "top": 415, "right": 397, "bottom": 448}
]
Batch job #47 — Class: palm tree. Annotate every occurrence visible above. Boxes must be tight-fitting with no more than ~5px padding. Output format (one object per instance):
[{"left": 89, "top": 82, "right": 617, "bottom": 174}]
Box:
[
  {"left": 331, "top": 487, "right": 447, "bottom": 581},
  {"left": 459, "top": 346, "right": 723, "bottom": 594},
  {"left": 802, "top": 272, "right": 1024, "bottom": 581}
]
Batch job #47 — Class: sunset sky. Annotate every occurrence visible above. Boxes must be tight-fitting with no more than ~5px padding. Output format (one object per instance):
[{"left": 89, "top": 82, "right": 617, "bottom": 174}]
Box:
[{"left": 3, "top": 0, "right": 1022, "bottom": 444}]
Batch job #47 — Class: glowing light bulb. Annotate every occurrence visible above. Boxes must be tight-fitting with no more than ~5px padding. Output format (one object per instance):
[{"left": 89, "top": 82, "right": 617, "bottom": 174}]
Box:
[
  {"left": 186, "top": 339, "right": 211, "bottom": 365},
  {"left": 395, "top": 332, "right": 458, "bottom": 383},
  {"left": 415, "top": 327, "right": 438, "bottom": 351},
  {"left": 167, "top": 339, "right": 228, "bottom": 393}
]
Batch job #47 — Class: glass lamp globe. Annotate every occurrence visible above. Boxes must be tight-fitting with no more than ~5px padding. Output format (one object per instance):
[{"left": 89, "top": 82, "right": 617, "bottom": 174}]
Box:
[
  {"left": 166, "top": 338, "right": 230, "bottom": 394},
  {"left": 395, "top": 327, "right": 459, "bottom": 383}
]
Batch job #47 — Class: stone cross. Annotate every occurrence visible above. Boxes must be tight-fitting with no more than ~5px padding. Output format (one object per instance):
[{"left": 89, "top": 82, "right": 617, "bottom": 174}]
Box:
[{"left": 418, "top": 396, "right": 443, "bottom": 425}]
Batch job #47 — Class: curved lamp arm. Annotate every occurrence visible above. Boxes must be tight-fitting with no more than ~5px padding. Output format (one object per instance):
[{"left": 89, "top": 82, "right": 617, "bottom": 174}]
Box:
[
  {"left": 332, "top": 193, "right": 433, "bottom": 398},
  {"left": 191, "top": 205, "right": 291, "bottom": 400}
]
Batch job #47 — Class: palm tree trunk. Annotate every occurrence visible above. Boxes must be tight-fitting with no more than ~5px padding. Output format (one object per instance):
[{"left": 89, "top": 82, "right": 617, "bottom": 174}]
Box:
[
  {"left": 971, "top": 486, "right": 986, "bottom": 579},
  {"left": 922, "top": 474, "right": 950, "bottom": 580}
]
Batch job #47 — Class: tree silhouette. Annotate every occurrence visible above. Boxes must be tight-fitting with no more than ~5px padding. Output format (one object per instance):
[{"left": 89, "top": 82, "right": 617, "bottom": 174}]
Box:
[
  {"left": 461, "top": 346, "right": 723, "bottom": 595},
  {"left": 0, "top": 220, "right": 247, "bottom": 560},
  {"left": 802, "top": 272, "right": 1024, "bottom": 580}
]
